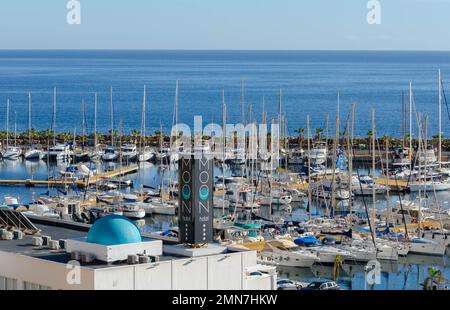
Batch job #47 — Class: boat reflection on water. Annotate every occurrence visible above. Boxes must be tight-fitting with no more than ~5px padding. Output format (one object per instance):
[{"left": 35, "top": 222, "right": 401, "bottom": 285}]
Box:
[{"left": 277, "top": 254, "right": 449, "bottom": 290}]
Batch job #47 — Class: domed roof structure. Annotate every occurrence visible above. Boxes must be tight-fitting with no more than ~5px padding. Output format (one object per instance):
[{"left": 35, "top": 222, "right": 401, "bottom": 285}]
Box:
[{"left": 86, "top": 215, "right": 142, "bottom": 246}]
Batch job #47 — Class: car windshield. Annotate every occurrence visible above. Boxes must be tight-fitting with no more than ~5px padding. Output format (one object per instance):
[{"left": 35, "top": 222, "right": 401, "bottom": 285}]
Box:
[{"left": 307, "top": 282, "right": 322, "bottom": 288}]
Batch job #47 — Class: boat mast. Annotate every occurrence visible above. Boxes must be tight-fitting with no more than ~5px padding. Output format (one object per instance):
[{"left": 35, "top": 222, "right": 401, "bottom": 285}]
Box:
[
  {"left": 409, "top": 83, "right": 413, "bottom": 169},
  {"left": 173, "top": 80, "right": 179, "bottom": 151},
  {"left": 348, "top": 103, "right": 356, "bottom": 227},
  {"left": 140, "top": 85, "right": 147, "bottom": 154},
  {"left": 385, "top": 137, "right": 391, "bottom": 226},
  {"left": 52, "top": 87, "right": 57, "bottom": 145},
  {"left": 325, "top": 113, "right": 329, "bottom": 169},
  {"left": 417, "top": 112, "right": 422, "bottom": 235},
  {"left": 118, "top": 117, "right": 123, "bottom": 163},
  {"left": 14, "top": 111, "right": 17, "bottom": 148},
  {"left": 81, "top": 97, "right": 85, "bottom": 150},
  {"left": 438, "top": 69, "right": 442, "bottom": 168},
  {"left": 278, "top": 89, "right": 282, "bottom": 169},
  {"left": 330, "top": 116, "right": 339, "bottom": 213},
  {"left": 6, "top": 99, "right": 9, "bottom": 148},
  {"left": 28, "top": 92, "right": 32, "bottom": 147},
  {"left": 94, "top": 93, "right": 98, "bottom": 150},
  {"left": 347, "top": 119, "right": 352, "bottom": 227},
  {"left": 222, "top": 89, "right": 227, "bottom": 216},
  {"left": 371, "top": 108, "right": 377, "bottom": 243},
  {"left": 307, "top": 114, "right": 312, "bottom": 221},
  {"left": 402, "top": 91, "right": 406, "bottom": 149},
  {"left": 240, "top": 80, "right": 245, "bottom": 177},
  {"left": 175, "top": 80, "right": 178, "bottom": 130},
  {"left": 241, "top": 80, "right": 245, "bottom": 125},
  {"left": 337, "top": 92, "right": 340, "bottom": 137},
  {"left": 110, "top": 86, "right": 114, "bottom": 147}
]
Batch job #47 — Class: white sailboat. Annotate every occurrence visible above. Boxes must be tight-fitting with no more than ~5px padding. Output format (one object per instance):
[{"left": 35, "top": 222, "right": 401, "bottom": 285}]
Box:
[
  {"left": 351, "top": 175, "right": 387, "bottom": 196},
  {"left": 307, "top": 142, "right": 328, "bottom": 165},
  {"left": 24, "top": 93, "right": 44, "bottom": 160},
  {"left": 138, "top": 85, "right": 154, "bottom": 162},
  {"left": 2, "top": 101, "right": 22, "bottom": 160},
  {"left": 257, "top": 240, "right": 320, "bottom": 268},
  {"left": 102, "top": 87, "right": 118, "bottom": 162}
]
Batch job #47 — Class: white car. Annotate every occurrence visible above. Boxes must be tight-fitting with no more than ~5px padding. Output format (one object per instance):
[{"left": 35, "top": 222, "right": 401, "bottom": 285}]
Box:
[{"left": 277, "top": 278, "right": 303, "bottom": 290}]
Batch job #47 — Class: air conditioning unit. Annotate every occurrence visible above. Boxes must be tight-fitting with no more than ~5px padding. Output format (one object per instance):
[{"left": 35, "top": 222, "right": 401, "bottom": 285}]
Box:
[
  {"left": 71, "top": 251, "right": 81, "bottom": 261},
  {"left": 148, "top": 255, "right": 160, "bottom": 263},
  {"left": 49, "top": 240, "right": 60, "bottom": 250},
  {"left": 13, "top": 230, "right": 24, "bottom": 240},
  {"left": 59, "top": 239, "right": 67, "bottom": 249},
  {"left": 138, "top": 255, "right": 151, "bottom": 264},
  {"left": 42, "top": 235, "right": 51, "bottom": 246},
  {"left": 1, "top": 231, "right": 13, "bottom": 240},
  {"left": 80, "top": 253, "right": 95, "bottom": 263},
  {"left": 127, "top": 254, "right": 139, "bottom": 265},
  {"left": 32, "top": 236, "right": 43, "bottom": 246}
]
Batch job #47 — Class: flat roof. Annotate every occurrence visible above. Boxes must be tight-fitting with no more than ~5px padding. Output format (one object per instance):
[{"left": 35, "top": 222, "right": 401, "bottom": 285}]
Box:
[{"left": 0, "top": 221, "right": 239, "bottom": 270}]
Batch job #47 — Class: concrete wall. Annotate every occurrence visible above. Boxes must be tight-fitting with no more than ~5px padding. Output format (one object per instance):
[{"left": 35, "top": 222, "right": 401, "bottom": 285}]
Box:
[
  {"left": 1, "top": 250, "right": 275, "bottom": 290},
  {"left": 207, "top": 253, "right": 242, "bottom": 290},
  {"left": 0, "top": 251, "right": 95, "bottom": 290}
]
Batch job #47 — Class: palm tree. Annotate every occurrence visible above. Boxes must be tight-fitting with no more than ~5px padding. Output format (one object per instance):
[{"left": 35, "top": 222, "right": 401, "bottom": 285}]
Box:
[
  {"left": 315, "top": 128, "right": 324, "bottom": 139},
  {"left": 423, "top": 267, "right": 444, "bottom": 290},
  {"left": 294, "top": 128, "right": 305, "bottom": 144},
  {"left": 130, "top": 129, "right": 141, "bottom": 144}
]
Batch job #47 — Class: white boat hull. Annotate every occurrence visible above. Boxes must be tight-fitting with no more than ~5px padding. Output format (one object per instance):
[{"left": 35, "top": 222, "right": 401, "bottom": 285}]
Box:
[
  {"left": 123, "top": 209, "right": 146, "bottom": 219},
  {"left": 409, "top": 182, "right": 450, "bottom": 192},
  {"left": 409, "top": 239, "right": 446, "bottom": 256},
  {"left": 259, "top": 251, "right": 318, "bottom": 268},
  {"left": 24, "top": 149, "right": 44, "bottom": 160}
]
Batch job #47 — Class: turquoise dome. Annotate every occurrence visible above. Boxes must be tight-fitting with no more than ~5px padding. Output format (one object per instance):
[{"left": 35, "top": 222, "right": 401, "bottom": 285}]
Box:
[{"left": 86, "top": 215, "right": 142, "bottom": 246}]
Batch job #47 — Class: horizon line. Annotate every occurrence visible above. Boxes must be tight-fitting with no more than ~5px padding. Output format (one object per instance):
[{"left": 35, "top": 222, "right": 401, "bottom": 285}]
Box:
[{"left": 1, "top": 48, "right": 450, "bottom": 53}]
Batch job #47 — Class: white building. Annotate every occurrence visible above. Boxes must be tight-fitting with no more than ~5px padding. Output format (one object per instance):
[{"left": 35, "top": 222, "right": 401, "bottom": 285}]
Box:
[{"left": 0, "top": 215, "right": 276, "bottom": 290}]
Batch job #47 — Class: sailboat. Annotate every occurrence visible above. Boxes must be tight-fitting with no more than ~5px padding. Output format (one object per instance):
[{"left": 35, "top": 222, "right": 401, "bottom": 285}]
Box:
[
  {"left": 102, "top": 87, "right": 118, "bottom": 162},
  {"left": 406, "top": 102, "right": 446, "bottom": 256},
  {"left": 24, "top": 93, "right": 44, "bottom": 160},
  {"left": 2, "top": 100, "right": 22, "bottom": 160},
  {"left": 89, "top": 93, "right": 102, "bottom": 160},
  {"left": 138, "top": 85, "right": 154, "bottom": 162},
  {"left": 46, "top": 87, "right": 72, "bottom": 161}
]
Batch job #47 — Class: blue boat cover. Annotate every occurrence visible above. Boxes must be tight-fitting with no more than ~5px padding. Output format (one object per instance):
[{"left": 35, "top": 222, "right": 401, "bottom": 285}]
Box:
[{"left": 294, "top": 236, "right": 320, "bottom": 245}]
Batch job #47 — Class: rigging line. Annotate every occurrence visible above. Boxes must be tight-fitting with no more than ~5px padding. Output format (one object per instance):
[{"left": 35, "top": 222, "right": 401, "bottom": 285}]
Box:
[
  {"left": 441, "top": 80, "right": 450, "bottom": 121},
  {"left": 340, "top": 110, "right": 352, "bottom": 138},
  {"left": 351, "top": 141, "right": 377, "bottom": 248},
  {"left": 394, "top": 172, "right": 409, "bottom": 240}
]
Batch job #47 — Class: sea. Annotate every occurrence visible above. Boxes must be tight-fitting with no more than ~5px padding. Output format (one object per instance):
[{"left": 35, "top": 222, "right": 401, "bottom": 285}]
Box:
[
  {"left": 0, "top": 50, "right": 449, "bottom": 137},
  {"left": 1, "top": 50, "right": 450, "bottom": 290}
]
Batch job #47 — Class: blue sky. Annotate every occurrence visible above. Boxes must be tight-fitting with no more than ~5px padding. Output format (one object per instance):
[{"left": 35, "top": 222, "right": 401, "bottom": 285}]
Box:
[{"left": 0, "top": 0, "right": 449, "bottom": 50}]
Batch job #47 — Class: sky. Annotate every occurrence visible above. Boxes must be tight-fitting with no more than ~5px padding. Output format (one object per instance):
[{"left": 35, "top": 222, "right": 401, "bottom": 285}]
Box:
[{"left": 0, "top": 0, "right": 449, "bottom": 50}]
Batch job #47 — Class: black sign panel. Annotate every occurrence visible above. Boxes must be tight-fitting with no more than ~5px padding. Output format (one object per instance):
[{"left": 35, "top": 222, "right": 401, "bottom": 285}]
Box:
[{"left": 178, "top": 155, "right": 214, "bottom": 244}]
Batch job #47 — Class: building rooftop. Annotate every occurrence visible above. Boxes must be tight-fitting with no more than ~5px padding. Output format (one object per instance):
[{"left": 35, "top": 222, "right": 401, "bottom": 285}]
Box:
[{"left": 0, "top": 219, "right": 241, "bottom": 270}]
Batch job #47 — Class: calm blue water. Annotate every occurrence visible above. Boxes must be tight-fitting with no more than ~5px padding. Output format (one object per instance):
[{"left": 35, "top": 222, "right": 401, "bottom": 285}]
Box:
[{"left": 0, "top": 50, "right": 449, "bottom": 137}]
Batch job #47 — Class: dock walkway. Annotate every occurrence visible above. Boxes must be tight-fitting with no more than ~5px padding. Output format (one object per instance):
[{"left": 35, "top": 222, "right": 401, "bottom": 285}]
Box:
[{"left": 0, "top": 165, "right": 139, "bottom": 188}]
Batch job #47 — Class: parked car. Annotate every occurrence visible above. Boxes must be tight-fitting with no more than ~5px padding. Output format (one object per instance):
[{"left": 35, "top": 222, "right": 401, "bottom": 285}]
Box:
[
  {"left": 277, "top": 278, "right": 303, "bottom": 290},
  {"left": 301, "top": 280, "right": 340, "bottom": 290}
]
